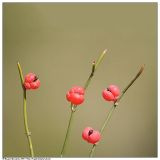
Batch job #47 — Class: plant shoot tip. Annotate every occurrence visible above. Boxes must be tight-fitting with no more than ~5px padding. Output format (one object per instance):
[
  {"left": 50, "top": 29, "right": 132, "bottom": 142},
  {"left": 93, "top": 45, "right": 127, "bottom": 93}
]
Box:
[{"left": 103, "top": 49, "right": 108, "bottom": 53}]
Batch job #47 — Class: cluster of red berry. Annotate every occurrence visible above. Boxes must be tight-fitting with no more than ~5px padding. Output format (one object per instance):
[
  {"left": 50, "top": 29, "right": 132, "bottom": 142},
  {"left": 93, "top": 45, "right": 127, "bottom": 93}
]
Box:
[
  {"left": 23, "top": 73, "right": 120, "bottom": 145},
  {"left": 66, "top": 85, "right": 120, "bottom": 144}
]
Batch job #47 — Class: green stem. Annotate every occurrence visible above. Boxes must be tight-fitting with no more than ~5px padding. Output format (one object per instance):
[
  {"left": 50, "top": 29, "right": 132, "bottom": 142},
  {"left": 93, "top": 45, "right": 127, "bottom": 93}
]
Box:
[
  {"left": 84, "top": 61, "right": 95, "bottom": 90},
  {"left": 95, "top": 49, "right": 107, "bottom": 70},
  {"left": 23, "top": 90, "right": 34, "bottom": 157},
  {"left": 60, "top": 50, "right": 107, "bottom": 157},
  {"left": 17, "top": 62, "right": 24, "bottom": 87},
  {"left": 17, "top": 62, "right": 34, "bottom": 157},
  {"left": 89, "top": 144, "right": 96, "bottom": 157},
  {"left": 61, "top": 104, "right": 74, "bottom": 157},
  {"left": 116, "top": 64, "right": 145, "bottom": 104},
  {"left": 89, "top": 106, "right": 115, "bottom": 157},
  {"left": 84, "top": 49, "right": 107, "bottom": 90},
  {"left": 100, "top": 105, "right": 115, "bottom": 134},
  {"left": 89, "top": 65, "right": 145, "bottom": 157}
]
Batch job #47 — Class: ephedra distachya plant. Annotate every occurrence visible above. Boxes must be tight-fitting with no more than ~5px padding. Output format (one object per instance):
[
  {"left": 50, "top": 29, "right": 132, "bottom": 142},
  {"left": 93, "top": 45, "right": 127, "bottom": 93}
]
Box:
[{"left": 17, "top": 49, "right": 144, "bottom": 157}]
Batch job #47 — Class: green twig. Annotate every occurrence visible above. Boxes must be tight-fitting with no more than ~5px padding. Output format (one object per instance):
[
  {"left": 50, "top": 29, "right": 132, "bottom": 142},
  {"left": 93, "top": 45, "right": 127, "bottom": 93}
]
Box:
[
  {"left": 116, "top": 64, "right": 145, "bottom": 104},
  {"left": 60, "top": 104, "right": 74, "bottom": 157},
  {"left": 84, "top": 61, "right": 95, "bottom": 90},
  {"left": 89, "top": 144, "right": 96, "bottom": 157},
  {"left": 84, "top": 49, "right": 107, "bottom": 90},
  {"left": 17, "top": 62, "right": 24, "bottom": 87},
  {"left": 95, "top": 49, "right": 107, "bottom": 70},
  {"left": 89, "top": 65, "right": 145, "bottom": 157},
  {"left": 17, "top": 62, "right": 34, "bottom": 157},
  {"left": 60, "top": 49, "right": 107, "bottom": 157}
]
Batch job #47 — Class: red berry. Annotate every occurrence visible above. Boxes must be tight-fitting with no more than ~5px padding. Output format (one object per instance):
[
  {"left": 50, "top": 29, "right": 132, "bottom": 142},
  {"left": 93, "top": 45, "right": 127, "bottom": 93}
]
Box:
[
  {"left": 24, "top": 82, "right": 31, "bottom": 89},
  {"left": 66, "top": 86, "right": 85, "bottom": 105},
  {"left": 82, "top": 127, "right": 92, "bottom": 141},
  {"left": 88, "top": 130, "right": 101, "bottom": 144},
  {"left": 102, "top": 85, "right": 120, "bottom": 102},
  {"left": 25, "top": 73, "right": 36, "bottom": 83},
  {"left": 108, "top": 85, "right": 120, "bottom": 97},
  {"left": 102, "top": 90, "right": 115, "bottom": 101},
  {"left": 24, "top": 73, "right": 40, "bottom": 90},
  {"left": 82, "top": 127, "right": 101, "bottom": 144},
  {"left": 30, "top": 79, "right": 40, "bottom": 89}
]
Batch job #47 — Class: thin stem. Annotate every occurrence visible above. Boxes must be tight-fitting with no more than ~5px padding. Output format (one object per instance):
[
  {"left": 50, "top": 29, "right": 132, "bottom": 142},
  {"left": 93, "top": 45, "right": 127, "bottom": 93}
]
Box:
[
  {"left": 100, "top": 105, "right": 115, "bottom": 134},
  {"left": 84, "top": 49, "right": 107, "bottom": 90},
  {"left": 17, "top": 62, "right": 34, "bottom": 157},
  {"left": 116, "top": 64, "right": 145, "bottom": 104},
  {"left": 84, "top": 61, "right": 95, "bottom": 90},
  {"left": 89, "top": 65, "right": 145, "bottom": 157},
  {"left": 61, "top": 104, "right": 74, "bottom": 157},
  {"left": 89, "top": 106, "right": 115, "bottom": 157},
  {"left": 95, "top": 49, "right": 107, "bottom": 70},
  {"left": 61, "top": 50, "right": 107, "bottom": 157},
  {"left": 89, "top": 144, "right": 96, "bottom": 157},
  {"left": 17, "top": 62, "right": 24, "bottom": 87},
  {"left": 23, "top": 90, "right": 34, "bottom": 157}
]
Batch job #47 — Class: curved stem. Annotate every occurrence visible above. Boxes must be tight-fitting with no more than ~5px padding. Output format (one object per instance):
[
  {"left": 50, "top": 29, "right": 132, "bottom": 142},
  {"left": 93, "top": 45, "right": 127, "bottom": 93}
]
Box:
[
  {"left": 17, "top": 62, "right": 34, "bottom": 157},
  {"left": 61, "top": 104, "right": 74, "bottom": 157},
  {"left": 89, "top": 65, "right": 145, "bottom": 157}
]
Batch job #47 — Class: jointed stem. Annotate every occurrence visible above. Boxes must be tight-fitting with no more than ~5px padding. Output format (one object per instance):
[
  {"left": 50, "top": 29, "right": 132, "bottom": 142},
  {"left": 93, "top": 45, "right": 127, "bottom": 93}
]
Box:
[
  {"left": 84, "top": 61, "right": 95, "bottom": 90},
  {"left": 84, "top": 49, "right": 107, "bottom": 90},
  {"left": 89, "top": 65, "right": 145, "bottom": 157},
  {"left": 23, "top": 90, "right": 34, "bottom": 157},
  {"left": 60, "top": 50, "right": 107, "bottom": 157},
  {"left": 17, "top": 62, "right": 34, "bottom": 157}
]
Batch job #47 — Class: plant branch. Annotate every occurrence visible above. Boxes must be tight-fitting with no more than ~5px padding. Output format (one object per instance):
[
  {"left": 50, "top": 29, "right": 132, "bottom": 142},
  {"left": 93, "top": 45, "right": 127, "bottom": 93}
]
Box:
[
  {"left": 84, "top": 49, "right": 107, "bottom": 90},
  {"left": 17, "top": 62, "right": 24, "bottom": 88},
  {"left": 17, "top": 62, "right": 34, "bottom": 157},
  {"left": 89, "top": 64, "right": 145, "bottom": 157},
  {"left": 84, "top": 61, "right": 95, "bottom": 90},
  {"left": 89, "top": 144, "right": 96, "bottom": 157},
  {"left": 115, "top": 64, "right": 145, "bottom": 104},
  {"left": 60, "top": 50, "right": 107, "bottom": 157},
  {"left": 60, "top": 104, "right": 74, "bottom": 157}
]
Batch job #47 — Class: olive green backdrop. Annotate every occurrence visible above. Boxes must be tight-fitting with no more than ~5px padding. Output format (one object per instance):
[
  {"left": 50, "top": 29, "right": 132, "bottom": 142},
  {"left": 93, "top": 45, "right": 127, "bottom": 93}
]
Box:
[{"left": 3, "top": 3, "right": 157, "bottom": 157}]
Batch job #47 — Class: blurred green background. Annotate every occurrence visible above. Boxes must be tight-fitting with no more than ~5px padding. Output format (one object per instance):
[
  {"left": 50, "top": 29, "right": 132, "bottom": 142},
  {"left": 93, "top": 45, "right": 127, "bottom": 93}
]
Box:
[{"left": 3, "top": 3, "right": 157, "bottom": 157}]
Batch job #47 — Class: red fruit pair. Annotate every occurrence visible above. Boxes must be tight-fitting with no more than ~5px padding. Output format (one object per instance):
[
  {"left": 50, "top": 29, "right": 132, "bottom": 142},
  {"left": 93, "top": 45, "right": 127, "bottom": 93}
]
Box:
[
  {"left": 24, "top": 73, "right": 40, "bottom": 90},
  {"left": 82, "top": 127, "right": 101, "bottom": 144},
  {"left": 66, "top": 86, "right": 85, "bottom": 105},
  {"left": 102, "top": 85, "right": 120, "bottom": 102}
]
